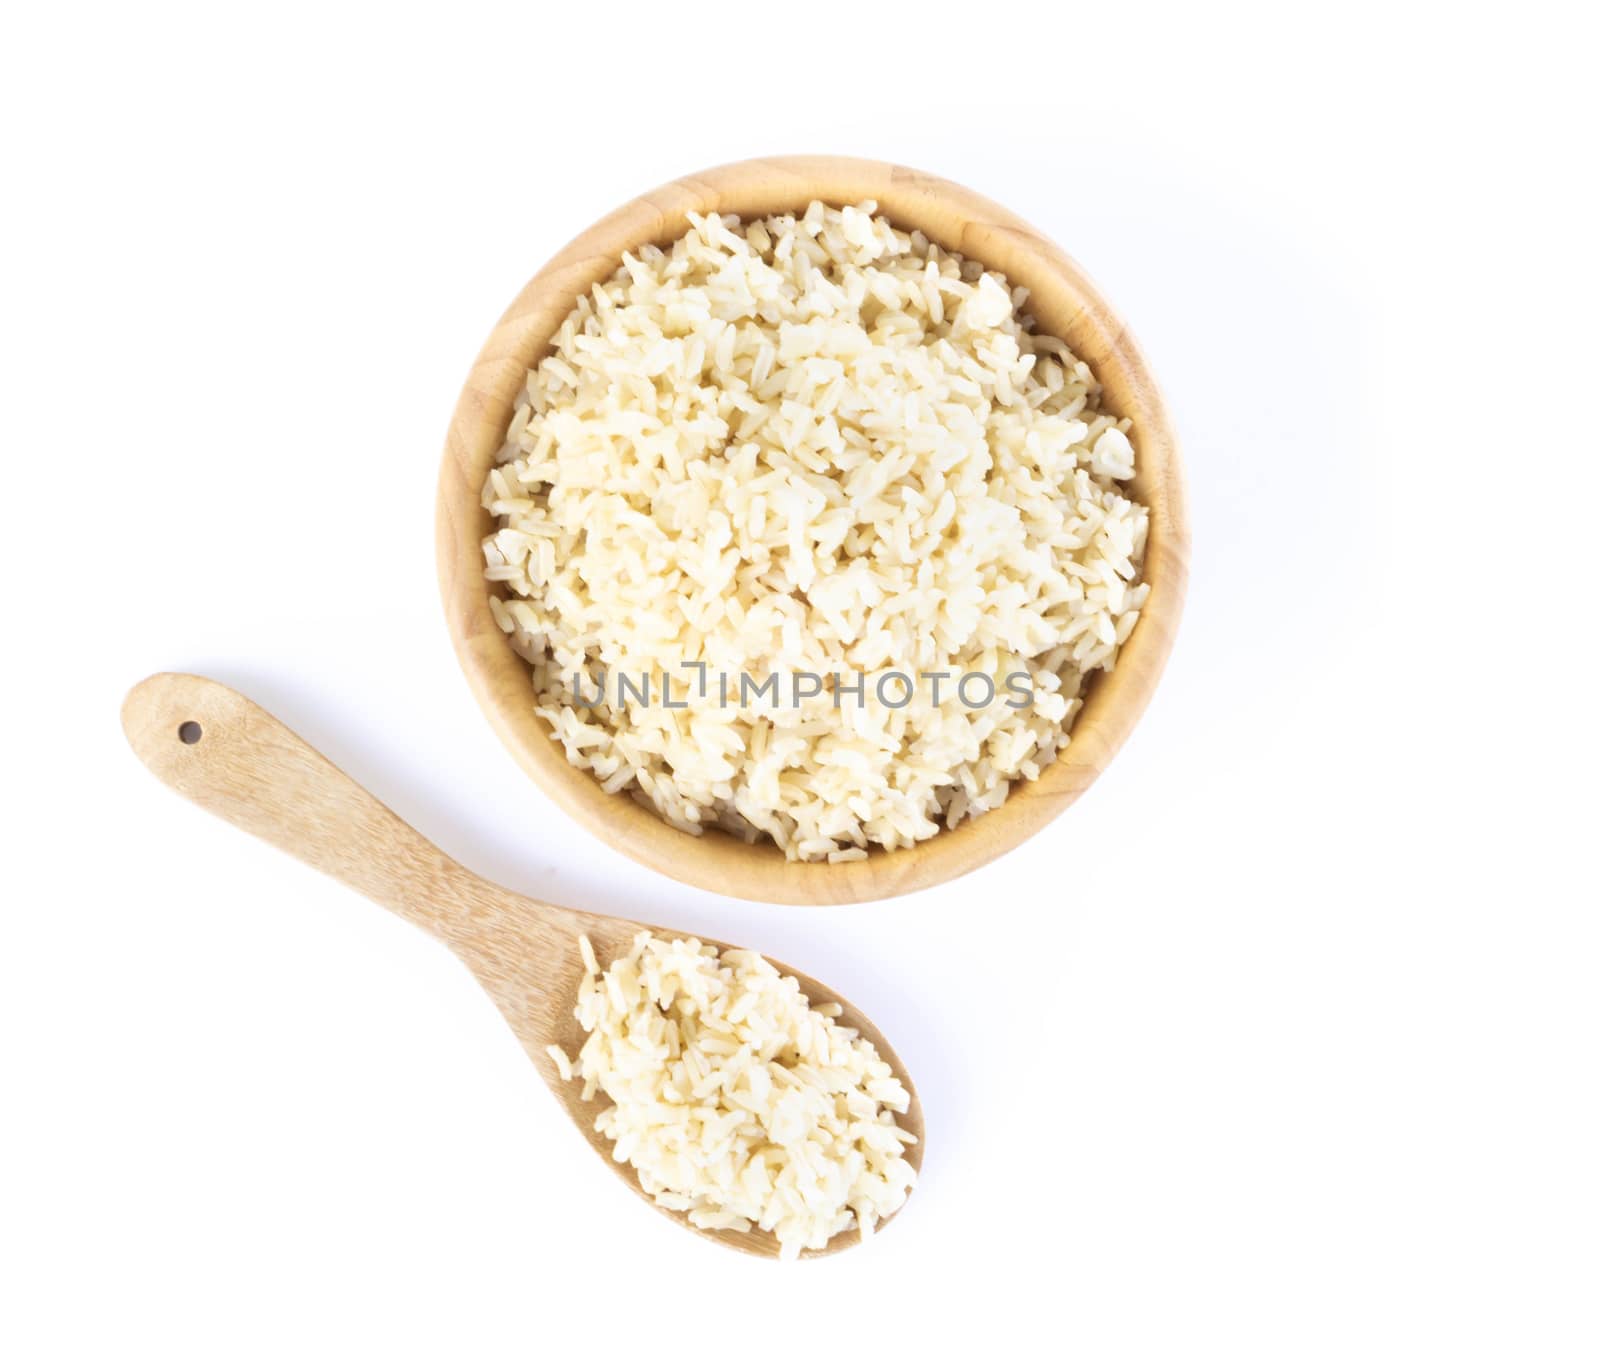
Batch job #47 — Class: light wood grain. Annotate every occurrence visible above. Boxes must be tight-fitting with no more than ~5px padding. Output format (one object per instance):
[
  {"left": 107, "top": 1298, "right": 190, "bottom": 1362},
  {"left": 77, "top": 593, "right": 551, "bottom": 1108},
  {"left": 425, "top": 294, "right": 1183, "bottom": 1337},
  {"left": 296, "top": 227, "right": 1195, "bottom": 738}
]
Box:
[
  {"left": 121, "top": 672, "right": 922, "bottom": 1259},
  {"left": 439, "top": 155, "right": 1189, "bottom": 904}
]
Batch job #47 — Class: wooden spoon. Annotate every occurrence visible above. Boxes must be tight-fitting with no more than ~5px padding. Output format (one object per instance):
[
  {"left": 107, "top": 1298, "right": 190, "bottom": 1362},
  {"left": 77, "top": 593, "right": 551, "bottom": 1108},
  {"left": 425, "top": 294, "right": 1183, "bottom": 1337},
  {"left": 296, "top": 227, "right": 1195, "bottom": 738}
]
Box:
[{"left": 121, "top": 672, "right": 922, "bottom": 1259}]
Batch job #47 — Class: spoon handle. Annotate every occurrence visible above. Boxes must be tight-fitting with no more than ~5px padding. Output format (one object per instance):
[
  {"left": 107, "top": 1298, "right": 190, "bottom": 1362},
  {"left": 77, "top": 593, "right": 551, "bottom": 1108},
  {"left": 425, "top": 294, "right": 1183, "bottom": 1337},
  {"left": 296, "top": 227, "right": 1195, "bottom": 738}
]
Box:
[{"left": 121, "top": 672, "right": 494, "bottom": 948}]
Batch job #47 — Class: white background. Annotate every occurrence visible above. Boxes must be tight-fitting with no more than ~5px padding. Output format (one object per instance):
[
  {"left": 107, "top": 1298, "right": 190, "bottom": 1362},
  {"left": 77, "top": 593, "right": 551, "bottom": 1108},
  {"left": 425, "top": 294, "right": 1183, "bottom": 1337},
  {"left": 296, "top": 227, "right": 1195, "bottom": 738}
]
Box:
[{"left": 3, "top": 2, "right": 1596, "bottom": 1367}]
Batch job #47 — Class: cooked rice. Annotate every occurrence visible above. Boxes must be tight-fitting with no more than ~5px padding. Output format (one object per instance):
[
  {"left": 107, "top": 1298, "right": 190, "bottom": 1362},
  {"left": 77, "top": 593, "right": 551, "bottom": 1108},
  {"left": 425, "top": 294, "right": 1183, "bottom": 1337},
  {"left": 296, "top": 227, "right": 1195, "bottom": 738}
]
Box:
[
  {"left": 484, "top": 201, "right": 1148, "bottom": 859},
  {"left": 564, "top": 932, "right": 916, "bottom": 1257}
]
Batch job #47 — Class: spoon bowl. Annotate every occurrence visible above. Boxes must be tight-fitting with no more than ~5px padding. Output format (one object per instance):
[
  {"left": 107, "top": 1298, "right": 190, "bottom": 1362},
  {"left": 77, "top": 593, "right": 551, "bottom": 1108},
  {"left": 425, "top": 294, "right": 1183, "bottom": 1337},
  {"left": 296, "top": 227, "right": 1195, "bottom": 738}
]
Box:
[{"left": 121, "top": 672, "right": 921, "bottom": 1258}]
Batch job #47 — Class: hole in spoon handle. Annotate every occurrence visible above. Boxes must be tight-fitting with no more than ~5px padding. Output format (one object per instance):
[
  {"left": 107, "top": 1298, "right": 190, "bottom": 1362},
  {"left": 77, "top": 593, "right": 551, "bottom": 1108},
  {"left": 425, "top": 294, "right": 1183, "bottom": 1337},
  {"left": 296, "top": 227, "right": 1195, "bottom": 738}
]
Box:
[{"left": 122, "top": 672, "right": 496, "bottom": 950}]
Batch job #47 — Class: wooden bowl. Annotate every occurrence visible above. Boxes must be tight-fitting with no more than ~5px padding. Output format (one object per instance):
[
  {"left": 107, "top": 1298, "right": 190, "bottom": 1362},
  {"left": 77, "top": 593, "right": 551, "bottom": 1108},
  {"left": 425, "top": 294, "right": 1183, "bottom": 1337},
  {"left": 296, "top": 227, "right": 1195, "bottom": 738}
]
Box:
[{"left": 437, "top": 156, "right": 1188, "bottom": 904}]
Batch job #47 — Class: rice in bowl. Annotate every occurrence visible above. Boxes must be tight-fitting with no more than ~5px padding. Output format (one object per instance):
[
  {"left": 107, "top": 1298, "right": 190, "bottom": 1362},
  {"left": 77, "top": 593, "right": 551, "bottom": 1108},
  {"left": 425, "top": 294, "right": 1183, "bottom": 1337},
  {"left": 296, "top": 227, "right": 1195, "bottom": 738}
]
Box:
[{"left": 482, "top": 201, "right": 1149, "bottom": 861}]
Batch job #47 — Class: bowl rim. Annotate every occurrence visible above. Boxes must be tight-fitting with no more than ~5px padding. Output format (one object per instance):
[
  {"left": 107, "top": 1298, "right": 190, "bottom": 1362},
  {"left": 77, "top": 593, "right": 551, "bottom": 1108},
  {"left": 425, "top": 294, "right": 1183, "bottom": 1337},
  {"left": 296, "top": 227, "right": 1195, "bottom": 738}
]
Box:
[{"left": 437, "top": 155, "right": 1189, "bottom": 905}]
